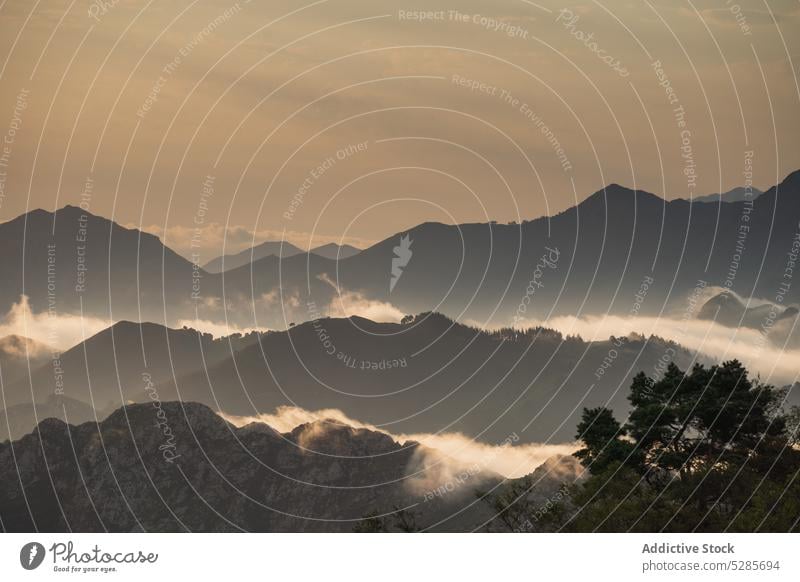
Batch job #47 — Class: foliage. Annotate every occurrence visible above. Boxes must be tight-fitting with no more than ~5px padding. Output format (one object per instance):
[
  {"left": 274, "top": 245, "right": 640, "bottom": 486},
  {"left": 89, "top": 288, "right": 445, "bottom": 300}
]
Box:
[
  {"left": 485, "top": 361, "right": 800, "bottom": 532},
  {"left": 353, "top": 506, "right": 422, "bottom": 532}
]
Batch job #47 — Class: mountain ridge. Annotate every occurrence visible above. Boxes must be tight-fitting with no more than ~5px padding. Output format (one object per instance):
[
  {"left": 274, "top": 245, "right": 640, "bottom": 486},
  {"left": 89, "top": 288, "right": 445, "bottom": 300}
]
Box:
[
  {"left": 1, "top": 400, "right": 541, "bottom": 532},
  {"left": 2, "top": 169, "right": 799, "bottom": 329}
]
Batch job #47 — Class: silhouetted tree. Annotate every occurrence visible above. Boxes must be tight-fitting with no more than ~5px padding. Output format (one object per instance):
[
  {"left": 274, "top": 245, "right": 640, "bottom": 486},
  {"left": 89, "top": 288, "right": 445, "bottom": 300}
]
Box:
[{"left": 484, "top": 361, "right": 800, "bottom": 532}]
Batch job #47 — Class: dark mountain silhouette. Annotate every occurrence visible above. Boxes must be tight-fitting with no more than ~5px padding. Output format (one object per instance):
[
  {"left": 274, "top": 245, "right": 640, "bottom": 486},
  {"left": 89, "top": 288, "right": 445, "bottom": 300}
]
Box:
[
  {"left": 209, "top": 170, "right": 800, "bottom": 329},
  {"left": 696, "top": 291, "right": 800, "bottom": 350},
  {"left": 0, "top": 394, "right": 95, "bottom": 444},
  {"left": 1, "top": 401, "right": 554, "bottom": 532},
  {"left": 697, "top": 291, "right": 798, "bottom": 329},
  {"left": 4, "top": 313, "right": 704, "bottom": 442},
  {"left": 203, "top": 242, "right": 360, "bottom": 273},
  {"left": 690, "top": 186, "right": 764, "bottom": 203},
  {"left": 0, "top": 204, "right": 199, "bottom": 324},
  {"left": 2, "top": 321, "right": 261, "bottom": 420},
  {"left": 2, "top": 170, "right": 798, "bottom": 330}
]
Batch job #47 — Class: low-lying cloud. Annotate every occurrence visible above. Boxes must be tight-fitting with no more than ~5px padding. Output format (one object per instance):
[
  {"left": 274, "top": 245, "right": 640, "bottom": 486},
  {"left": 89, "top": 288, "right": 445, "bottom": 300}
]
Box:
[
  {"left": 399, "top": 430, "right": 577, "bottom": 480},
  {"left": 221, "top": 405, "right": 578, "bottom": 480},
  {"left": 516, "top": 313, "right": 800, "bottom": 385},
  {"left": 0, "top": 295, "right": 111, "bottom": 353}
]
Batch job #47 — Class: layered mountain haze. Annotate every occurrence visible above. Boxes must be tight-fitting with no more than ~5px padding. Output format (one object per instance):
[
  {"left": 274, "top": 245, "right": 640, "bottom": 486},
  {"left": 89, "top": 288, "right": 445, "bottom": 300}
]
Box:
[
  {"left": 3, "top": 171, "right": 798, "bottom": 334},
  {"left": 214, "top": 171, "right": 800, "bottom": 327},
  {"left": 309, "top": 243, "right": 362, "bottom": 261},
  {"left": 2, "top": 312, "right": 703, "bottom": 444},
  {"left": 697, "top": 289, "right": 799, "bottom": 332},
  {"left": 154, "top": 313, "right": 706, "bottom": 444},
  {"left": 0, "top": 334, "right": 52, "bottom": 387},
  {"left": 0, "top": 321, "right": 261, "bottom": 441},
  {"left": 514, "top": 310, "right": 800, "bottom": 386},
  {"left": 0, "top": 294, "right": 110, "bottom": 351}
]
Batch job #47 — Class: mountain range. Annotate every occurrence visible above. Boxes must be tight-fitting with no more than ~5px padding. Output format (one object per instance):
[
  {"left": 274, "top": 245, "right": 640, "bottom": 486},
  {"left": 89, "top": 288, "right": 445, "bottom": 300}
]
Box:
[
  {"left": 2, "top": 312, "right": 707, "bottom": 443},
  {"left": 202, "top": 241, "right": 361, "bottom": 273}
]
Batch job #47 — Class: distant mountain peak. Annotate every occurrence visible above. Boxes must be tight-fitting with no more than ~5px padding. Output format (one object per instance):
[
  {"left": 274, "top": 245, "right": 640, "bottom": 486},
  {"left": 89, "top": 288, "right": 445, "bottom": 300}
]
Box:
[
  {"left": 579, "top": 183, "right": 663, "bottom": 207},
  {"left": 309, "top": 243, "right": 361, "bottom": 260}
]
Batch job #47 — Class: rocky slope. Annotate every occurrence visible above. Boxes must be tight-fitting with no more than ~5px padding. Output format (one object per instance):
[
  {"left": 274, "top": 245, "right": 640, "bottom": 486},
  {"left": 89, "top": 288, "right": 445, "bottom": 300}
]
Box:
[{"left": 0, "top": 401, "right": 583, "bottom": 532}]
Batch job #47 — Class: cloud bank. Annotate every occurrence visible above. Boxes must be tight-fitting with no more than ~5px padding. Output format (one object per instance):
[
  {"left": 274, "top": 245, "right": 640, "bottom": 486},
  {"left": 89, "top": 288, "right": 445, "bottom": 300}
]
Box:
[
  {"left": 0, "top": 295, "right": 111, "bottom": 353},
  {"left": 176, "top": 318, "right": 267, "bottom": 338},
  {"left": 137, "top": 222, "right": 374, "bottom": 263},
  {"left": 516, "top": 313, "right": 800, "bottom": 385},
  {"left": 220, "top": 405, "right": 577, "bottom": 480}
]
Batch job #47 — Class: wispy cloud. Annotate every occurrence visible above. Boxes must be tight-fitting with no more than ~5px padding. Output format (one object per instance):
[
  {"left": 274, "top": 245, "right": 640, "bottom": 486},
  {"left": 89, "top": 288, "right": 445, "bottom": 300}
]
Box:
[
  {"left": 317, "top": 273, "right": 405, "bottom": 323},
  {"left": 135, "top": 222, "right": 375, "bottom": 263},
  {"left": 0, "top": 295, "right": 111, "bottom": 352}
]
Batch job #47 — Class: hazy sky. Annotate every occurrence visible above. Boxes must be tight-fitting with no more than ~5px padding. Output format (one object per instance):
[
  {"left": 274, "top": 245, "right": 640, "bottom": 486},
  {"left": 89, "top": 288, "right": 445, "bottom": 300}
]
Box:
[{"left": 0, "top": 0, "right": 798, "bottom": 259}]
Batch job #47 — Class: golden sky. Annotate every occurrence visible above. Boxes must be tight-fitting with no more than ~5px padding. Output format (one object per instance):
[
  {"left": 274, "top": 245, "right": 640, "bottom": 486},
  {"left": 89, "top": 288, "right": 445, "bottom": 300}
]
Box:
[{"left": 0, "top": 0, "right": 798, "bottom": 259}]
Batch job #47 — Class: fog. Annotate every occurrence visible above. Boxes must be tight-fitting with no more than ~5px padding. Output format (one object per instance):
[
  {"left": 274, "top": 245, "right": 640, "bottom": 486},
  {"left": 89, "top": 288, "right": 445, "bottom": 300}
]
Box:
[
  {"left": 175, "top": 317, "right": 266, "bottom": 338},
  {"left": 221, "top": 405, "right": 578, "bottom": 480},
  {"left": 318, "top": 274, "right": 405, "bottom": 323}
]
